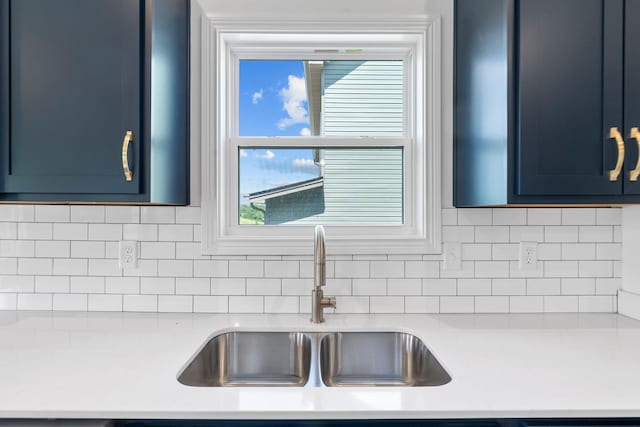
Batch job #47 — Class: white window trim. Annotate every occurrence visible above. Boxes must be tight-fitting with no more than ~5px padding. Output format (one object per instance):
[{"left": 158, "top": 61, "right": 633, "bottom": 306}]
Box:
[{"left": 201, "top": 16, "right": 442, "bottom": 255}]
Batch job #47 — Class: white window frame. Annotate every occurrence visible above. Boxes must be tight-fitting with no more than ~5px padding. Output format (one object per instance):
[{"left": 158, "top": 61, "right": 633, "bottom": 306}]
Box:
[{"left": 201, "top": 17, "right": 442, "bottom": 255}]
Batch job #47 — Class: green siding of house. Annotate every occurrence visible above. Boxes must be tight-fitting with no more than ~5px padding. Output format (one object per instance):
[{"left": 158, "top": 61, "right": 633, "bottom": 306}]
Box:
[{"left": 270, "top": 60, "right": 404, "bottom": 225}]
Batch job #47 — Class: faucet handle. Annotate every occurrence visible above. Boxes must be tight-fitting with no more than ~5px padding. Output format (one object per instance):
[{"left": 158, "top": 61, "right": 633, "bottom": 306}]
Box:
[{"left": 322, "top": 296, "right": 336, "bottom": 309}]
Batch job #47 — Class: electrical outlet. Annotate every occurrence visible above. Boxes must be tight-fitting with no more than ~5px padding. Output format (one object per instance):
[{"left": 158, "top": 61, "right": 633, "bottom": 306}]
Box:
[
  {"left": 443, "top": 242, "right": 462, "bottom": 271},
  {"left": 119, "top": 241, "right": 138, "bottom": 269},
  {"left": 519, "top": 241, "right": 538, "bottom": 271}
]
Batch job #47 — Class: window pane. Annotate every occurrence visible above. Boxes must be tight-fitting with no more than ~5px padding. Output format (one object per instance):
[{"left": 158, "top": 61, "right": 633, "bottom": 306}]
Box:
[
  {"left": 239, "top": 60, "right": 404, "bottom": 137},
  {"left": 239, "top": 148, "right": 403, "bottom": 225}
]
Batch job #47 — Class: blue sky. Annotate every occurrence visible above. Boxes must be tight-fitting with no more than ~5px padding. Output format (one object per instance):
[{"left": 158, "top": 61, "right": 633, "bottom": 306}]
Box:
[{"left": 239, "top": 60, "right": 319, "bottom": 202}]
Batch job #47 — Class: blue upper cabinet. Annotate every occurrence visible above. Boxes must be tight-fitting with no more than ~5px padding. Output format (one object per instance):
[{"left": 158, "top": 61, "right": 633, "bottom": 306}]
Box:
[
  {"left": 0, "top": 0, "right": 189, "bottom": 204},
  {"left": 455, "top": 0, "right": 640, "bottom": 206}
]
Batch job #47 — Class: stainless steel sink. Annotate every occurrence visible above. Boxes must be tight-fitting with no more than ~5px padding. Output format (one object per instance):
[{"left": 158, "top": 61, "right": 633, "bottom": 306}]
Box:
[
  {"left": 178, "top": 331, "right": 450, "bottom": 387},
  {"left": 319, "top": 332, "right": 451, "bottom": 387},
  {"left": 178, "top": 332, "right": 311, "bottom": 387}
]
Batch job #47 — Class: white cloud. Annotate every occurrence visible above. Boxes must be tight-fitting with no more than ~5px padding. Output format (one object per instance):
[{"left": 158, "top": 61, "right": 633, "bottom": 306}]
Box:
[
  {"left": 239, "top": 149, "right": 248, "bottom": 158},
  {"left": 277, "top": 75, "right": 309, "bottom": 130},
  {"left": 256, "top": 150, "right": 275, "bottom": 160},
  {"left": 300, "top": 127, "right": 311, "bottom": 136},
  {"left": 292, "top": 158, "right": 318, "bottom": 175},
  {"left": 251, "top": 89, "right": 263, "bottom": 105}
]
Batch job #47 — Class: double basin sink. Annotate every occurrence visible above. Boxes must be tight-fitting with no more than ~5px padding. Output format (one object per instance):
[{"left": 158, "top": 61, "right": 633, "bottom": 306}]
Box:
[{"left": 178, "top": 331, "right": 451, "bottom": 387}]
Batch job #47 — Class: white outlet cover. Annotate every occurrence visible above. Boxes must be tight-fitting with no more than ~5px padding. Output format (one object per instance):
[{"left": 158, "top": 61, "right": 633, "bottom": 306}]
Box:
[
  {"left": 519, "top": 241, "right": 538, "bottom": 272},
  {"left": 443, "top": 242, "right": 462, "bottom": 271},
  {"left": 119, "top": 241, "right": 138, "bottom": 269}
]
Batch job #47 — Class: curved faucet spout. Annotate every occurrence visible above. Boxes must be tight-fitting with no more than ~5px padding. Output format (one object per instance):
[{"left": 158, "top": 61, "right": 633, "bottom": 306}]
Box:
[{"left": 311, "top": 225, "right": 335, "bottom": 323}]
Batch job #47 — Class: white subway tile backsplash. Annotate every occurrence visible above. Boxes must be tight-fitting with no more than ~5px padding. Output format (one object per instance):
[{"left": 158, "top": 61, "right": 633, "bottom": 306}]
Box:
[
  {"left": 353, "top": 278, "right": 386, "bottom": 296},
  {"left": 264, "top": 261, "right": 299, "bottom": 278},
  {"left": 423, "top": 278, "right": 457, "bottom": 295},
  {"left": 280, "top": 279, "right": 309, "bottom": 297},
  {"left": 0, "top": 240, "right": 34, "bottom": 258},
  {"left": 458, "top": 208, "right": 492, "bottom": 226},
  {"left": 70, "top": 277, "right": 104, "bottom": 294},
  {"left": 194, "top": 295, "right": 228, "bottom": 313},
  {"left": 561, "top": 208, "right": 596, "bottom": 225},
  {"left": 106, "top": 207, "right": 139, "bottom": 224},
  {"left": 124, "top": 295, "right": 157, "bottom": 312},
  {"left": 158, "top": 295, "right": 192, "bottom": 313},
  {"left": 0, "top": 205, "right": 34, "bottom": 222},
  {"left": 527, "top": 278, "right": 561, "bottom": 295},
  {"left": 405, "top": 261, "right": 439, "bottom": 278},
  {"left": 141, "top": 207, "right": 175, "bottom": 224},
  {"left": 440, "top": 296, "right": 474, "bottom": 313},
  {"left": 0, "top": 275, "right": 34, "bottom": 293},
  {"left": 88, "top": 224, "right": 122, "bottom": 241},
  {"left": 70, "top": 206, "right": 105, "bottom": 223},
  {"left": 35, "top": 276, "right": 69, "bottom": 293},
  {"left": 492, "top": 278, "right": 526, "bottom": 296},
  {"left": 106, "top": 277, "right": 140, "bottom": 294},
  {"left": 140, "top": 278, "right": 174, "bottom": 295},
  {"left": 334, "top": 261, "right": 369, "bottom": 278},
  {"left": 18, "top": 293, "right": 52, "bottom": 310},
  {"left": 561, "top": 278, "right": 595, "bottom": 295},
  {"left": 264, "top": 296, "right": 298, "bottom": 313},
  {"left": 370, "top": 261, "right": 404, "bottom": 278},
  {"left": 493, "top": 208, "right": 527, "bottom": 226},
  {"left": 0, "top": 206, "right": 622, "bottom": 314},
  {"left": 596, "top": 209, "right": 622, "bottom": 225},
  {"left": 579, "top": 226, "right": 613, "bottom": 243},
  {"left": 35, "top": 206, "right": 69, "bottom": 223},
  {"left": 475, "top": 226, "right": 510, "bottom": 243},
  {"left": 462, "top": 244, "right": 492, "bottom": 261},
  {"left": 53, "top": 259, "right": 87, "bottom": 276},
  {"left": 71, "top": 241, "right": 105, "bottom": 259},
  {"left": 53, "top": 223, "right": 87, "bottom": 240},
  {"left": 35, "top": 241, "right": 70, "bottom": 258},
  {"left": 509, "top": 296, "right": 543, "bottom": 312},
  {"left": 527, "top": 209, "right": 561, "bottom": 225},
  {"left": 370, "top": 296, "right": 404, "bottom": 313},
  {"left": 578, "top": 260, "right": 613, "bottom": 278},
  {"left": 211, "top": 278, "right": 245, "bottom": 295},
  {"left": 387, "top": 278, "right": 421, "bottom": 295},
  {"left": 544, "top": 295, "right": 578, "bottom": 313},
  {"left": 176, "top": 278, "right": 210, "bottom": 295},
  {"left": 579, "top": 295, "right": 615, "bottom": 312},
  {"left": 158, "top": 225, "right": 193, "bottom": 242},
  {"left": 0, "top": 223, "right": 17, "bottom": 240},
  {"left": 229, "top": 296, "right": 263, "bottom": 313},
  {"left": 88, "top": 259, "right": 121, "bottom": 276},
  {"left": 545, "top": 226, "right": 579, "bottom": 243},
  {"left": 18, "top": 258, "right": 51, "bottom": 275},
  {"left": 229, "top": 260, "right": 263, "bottom": 278},
  {"left": 404, "top": 296, "right": 439, "bottom": 313},
  {"left": 458, "top": 278, "right": 492, "bottom": 296},
  {"left": 475, "top": 296, "right": 509, "bottom": 313},
  {"left": 246, "top": 278, "right": 281, "bottom": 295},
  {"left": 18, "top": 223, "right": 51, "bottom": 240},
  {"left": 53, "top": 294, "right": 87, "bottom": 311}
]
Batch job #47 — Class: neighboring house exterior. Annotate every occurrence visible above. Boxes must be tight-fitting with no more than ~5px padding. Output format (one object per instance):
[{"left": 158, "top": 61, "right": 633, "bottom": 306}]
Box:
[{"left": 249, "top": 60, "right": 404, "bottom": 225}]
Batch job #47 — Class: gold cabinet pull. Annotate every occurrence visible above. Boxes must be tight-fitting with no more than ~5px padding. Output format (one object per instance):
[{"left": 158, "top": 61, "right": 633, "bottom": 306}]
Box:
[
  {"left": 609, "top": 127, "right": 625, "bottom": 182},
  {"left": 122, "top": 131, "right": 133, "bottom": 182},
  {"left": 630, "top": 127, "right": 640, "bottom": 182}
]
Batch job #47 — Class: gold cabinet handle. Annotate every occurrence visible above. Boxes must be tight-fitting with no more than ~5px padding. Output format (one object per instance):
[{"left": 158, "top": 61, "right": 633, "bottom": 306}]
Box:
[
  {"left": 609, "top": 127, "right": 625, "bottom": 182},
  {"left": 630, "top": 127, "right": 640, "bottom": 182},
  {"left": 122, "top": 131, "right": 133, "bottom": 182}
]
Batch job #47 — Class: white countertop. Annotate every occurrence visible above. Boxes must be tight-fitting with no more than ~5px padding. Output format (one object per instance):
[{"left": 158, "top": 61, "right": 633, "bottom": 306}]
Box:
[{"left": 1, "top": 312, "right": 639, "bottom": 420}]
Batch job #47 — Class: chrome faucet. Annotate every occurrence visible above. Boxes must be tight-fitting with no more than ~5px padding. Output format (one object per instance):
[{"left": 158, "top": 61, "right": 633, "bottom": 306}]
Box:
[{"left": 311, "top": 225, "right": 336, "bottom": 323}]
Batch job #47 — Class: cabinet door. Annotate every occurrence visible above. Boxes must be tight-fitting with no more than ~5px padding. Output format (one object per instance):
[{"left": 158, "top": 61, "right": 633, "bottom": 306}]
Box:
[
  {"left": 624, "top": 0, "right": 640, "bottom": 194},
  {"left": 516, "top": 0, "right": 624, "bottom": 196},
  {"left": 0, "top": 0, "right": 142, "bottom": 195}
]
